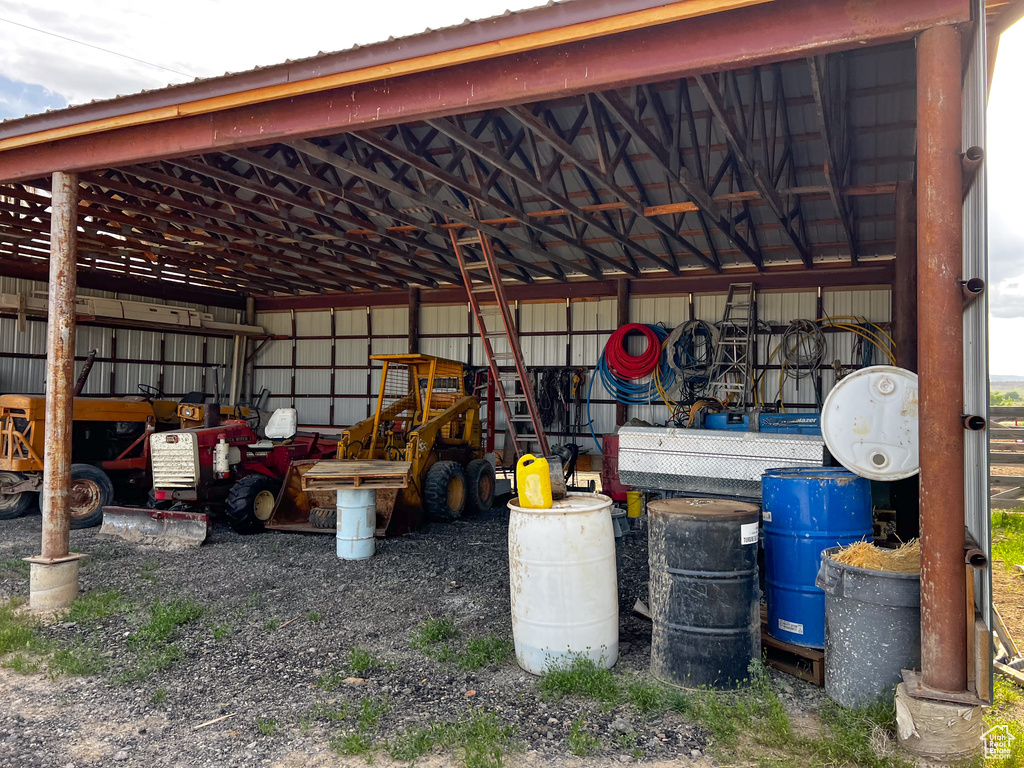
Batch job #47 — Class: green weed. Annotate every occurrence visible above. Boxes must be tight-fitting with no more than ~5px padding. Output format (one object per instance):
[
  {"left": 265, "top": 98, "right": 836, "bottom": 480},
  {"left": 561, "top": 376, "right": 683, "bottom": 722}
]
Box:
[
  {"left": 211, "top": 623, "right": 233, "bottom": 641},
  {"left": 394, "top": 708, "right": 516, "bottom": 768},
  {"left": 348, "top": 646, "right": 377, "bottom": 675},
  {"left": 387, "top": 725, "right": 437, "bottom": 761},
  {"left": 117, "top": 597, "right": 202, "bottom": 683},
  {"left": 1, "top": 653, "right": 40, "bottom": 674},
  {"left": 568, "top": 718, "right": 601, "bottom": 756},
  {"left": 308, "top": 702, "right": 350, "bottom": 722},
  {"left": 992, "top": 510, "right": 1024, "bottom": 570},
  {"left": 332, "top": 731, "right": 374, "bottom": 756},
  {"left": 306, "top": 611, "right": 322, "bottom": 622},
  {"left": 257, "top": 717, "right": 277, "bottom": 735},
  {"left": 0, "top": 597, "right": 44, "bottom": 656},
  {"left": 63, "top": 589, "right": 125, "bottom": 623},
  {"left": 411, "top": 617, "right": 460, "bottom": 650},
  {"left": 150, "top": 688, "right": 167, "bottom": 705},
  {"left": 140, "top": 558, "right": 160, "bottom": 582},
  {"left": 808, "top": 699, "right": 908, "bottom": 768},
  {"left": 985, "top": 677, "right": 1024, "bottom": 768},
  {"left": 263, "top": 617, "right": 280, "bottom": 632},
  {"left": 316, "top": 669, "right": 347, "bottom": 692},
  {"left": 49, "top": 645, "right": 105, "bottom": 678},
  {"left": 627, "top": 678, "right": 665, "bottom": 716},
  {"left": 358, "top": 696, "right": 389, "bottom": 730},
  {"left": 131, "top": 598, "right": 203, "bottom": 647},
  {"left": 458, "top": 635, "right": 513, "bottom": 670},
  {"left": 0, "top": 558, "right": 29, "bottom": 574},
  {"left": 538, "top": 655, "right": 621, "bottom": 708}
]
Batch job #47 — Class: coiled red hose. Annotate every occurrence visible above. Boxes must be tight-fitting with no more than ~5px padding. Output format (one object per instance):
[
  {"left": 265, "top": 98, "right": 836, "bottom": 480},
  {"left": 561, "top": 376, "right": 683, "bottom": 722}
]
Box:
[{"left": 604, "top": 323, "right": 662, "bottom": 379}]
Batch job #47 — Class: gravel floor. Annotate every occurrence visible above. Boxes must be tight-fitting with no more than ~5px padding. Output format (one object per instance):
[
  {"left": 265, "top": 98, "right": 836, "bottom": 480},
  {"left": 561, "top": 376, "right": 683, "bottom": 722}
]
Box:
[{"left": 0, "top": 500, "right": 825, "bottom": 768}]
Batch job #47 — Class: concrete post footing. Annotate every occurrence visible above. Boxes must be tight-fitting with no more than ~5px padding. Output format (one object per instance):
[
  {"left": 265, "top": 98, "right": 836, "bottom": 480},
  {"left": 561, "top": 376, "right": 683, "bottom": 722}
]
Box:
[
  {"left": 894, "top": 682, "right": 984, "bottom": 763},
  {"left": 26, "top": 554, "right": 82, "bottom": 611}
]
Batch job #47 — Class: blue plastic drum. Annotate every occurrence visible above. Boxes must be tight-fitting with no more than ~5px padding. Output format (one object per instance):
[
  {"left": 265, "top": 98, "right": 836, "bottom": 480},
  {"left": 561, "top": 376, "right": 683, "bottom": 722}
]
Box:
[{"left": 761, "top": 467, "right": 872, "bottom": 648}]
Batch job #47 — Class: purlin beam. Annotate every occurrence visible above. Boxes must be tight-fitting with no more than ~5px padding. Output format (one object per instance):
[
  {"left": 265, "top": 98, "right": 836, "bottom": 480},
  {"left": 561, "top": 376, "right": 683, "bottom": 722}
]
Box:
[
  {"left": 116, "top": 164, "right": 446, "bottom": 286},
  {"left": 593, "top": 88, "right": 767, "bottom": 269},
  {"left": 807, "top": 54, "right": 858, "bottom": 263},
  {"left": 351, "top": 126, "right": 619, "bottom": 281},
  {"left": 288, "top": 138, "right": 582, "bottom": 282},
  {"left": 504, "top": 103, "right": 721, "bottom": 272},
  {"left": 696, "top": 73, "right": 816, "bottom": 268},
  {"left": 426, "top": 114, "right": 676, "bottom": 276}
]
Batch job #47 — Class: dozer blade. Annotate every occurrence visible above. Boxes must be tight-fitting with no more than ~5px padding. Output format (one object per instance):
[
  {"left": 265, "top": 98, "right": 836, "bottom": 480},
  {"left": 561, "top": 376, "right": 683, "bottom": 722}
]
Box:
[{"left": 99, "top": 506, "right": 208, "bottom": 549}]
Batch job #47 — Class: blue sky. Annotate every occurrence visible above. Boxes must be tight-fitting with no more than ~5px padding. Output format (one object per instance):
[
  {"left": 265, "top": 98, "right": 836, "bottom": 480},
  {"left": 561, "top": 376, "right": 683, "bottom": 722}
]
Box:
[
  {"left": 0, "top": 72, "right": 64, "bottom": 120},
  {"left": 0, "top": 2, "right": 1020, "bottom": 374}
]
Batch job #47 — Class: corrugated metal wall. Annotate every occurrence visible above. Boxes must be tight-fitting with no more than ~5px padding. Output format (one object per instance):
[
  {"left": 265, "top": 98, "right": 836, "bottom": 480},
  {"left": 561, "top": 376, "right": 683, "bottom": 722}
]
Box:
[
  {"left": 255, "top": 287, "right": 892, "bottom": 446},
  {"left": 0, "top": 277, "right": 240, "bottom": 399}
]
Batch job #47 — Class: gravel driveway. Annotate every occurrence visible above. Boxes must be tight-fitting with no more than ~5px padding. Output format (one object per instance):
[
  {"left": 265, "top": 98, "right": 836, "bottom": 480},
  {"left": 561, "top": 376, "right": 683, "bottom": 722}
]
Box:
[{"left": 0, "top": 501, "right": 823, "bottom": 768}]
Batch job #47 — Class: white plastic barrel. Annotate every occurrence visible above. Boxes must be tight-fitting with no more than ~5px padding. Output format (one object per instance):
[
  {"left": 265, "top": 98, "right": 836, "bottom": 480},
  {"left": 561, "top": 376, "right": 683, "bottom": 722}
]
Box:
[
  {"left": 508, "top": 492, "right": 619, "bottom": 675},
  {"left": 337, "top": 488, "right": 375, "bottom": 560}
]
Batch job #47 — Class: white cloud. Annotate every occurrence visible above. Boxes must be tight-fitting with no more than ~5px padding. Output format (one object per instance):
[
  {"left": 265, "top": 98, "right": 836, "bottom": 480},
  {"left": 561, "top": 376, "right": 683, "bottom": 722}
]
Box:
[
  {"left": 987, "top": 18, "right": 1024, "bottom": 371},
  {"left": 0, "top": 0, "right": 541, "bottom": 105}
]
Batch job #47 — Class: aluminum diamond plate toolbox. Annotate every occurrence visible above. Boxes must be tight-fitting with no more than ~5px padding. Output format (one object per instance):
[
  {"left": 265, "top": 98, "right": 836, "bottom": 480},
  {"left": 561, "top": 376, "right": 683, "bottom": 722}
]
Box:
[{"left": 617, "top": 427, "right": 825, "bottom": 499}]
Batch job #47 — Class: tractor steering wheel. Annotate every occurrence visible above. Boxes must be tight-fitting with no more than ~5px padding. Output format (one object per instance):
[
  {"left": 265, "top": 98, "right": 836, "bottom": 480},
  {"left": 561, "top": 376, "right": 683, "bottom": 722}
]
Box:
[
  {"left": 239, "top": 406, "right": 262, "bottom": 432},
  {"left": 138, "top": 383, "right": 164, "bottom": 400}
]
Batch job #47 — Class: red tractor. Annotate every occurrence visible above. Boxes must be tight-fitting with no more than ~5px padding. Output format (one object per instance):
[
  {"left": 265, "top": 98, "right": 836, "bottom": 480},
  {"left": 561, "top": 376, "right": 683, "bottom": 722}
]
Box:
[{"left": 102, "top": 408, "right": 335, "bottom": 545}]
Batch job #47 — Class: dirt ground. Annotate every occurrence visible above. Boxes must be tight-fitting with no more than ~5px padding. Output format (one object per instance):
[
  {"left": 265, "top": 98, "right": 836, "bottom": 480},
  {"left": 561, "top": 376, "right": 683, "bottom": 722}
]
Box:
[{"left": 4, "top": 501, "right": 827, "bottom": 768}]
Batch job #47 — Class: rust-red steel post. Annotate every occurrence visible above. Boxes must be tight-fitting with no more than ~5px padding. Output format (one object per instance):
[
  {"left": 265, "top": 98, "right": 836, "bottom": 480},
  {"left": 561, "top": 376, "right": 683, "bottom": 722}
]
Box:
[
  {"left": 916, "top": 25, "right": 967, "bottom": 694},
  {"left": 40, "top": 171, "right": 79, "bottom": 562}
]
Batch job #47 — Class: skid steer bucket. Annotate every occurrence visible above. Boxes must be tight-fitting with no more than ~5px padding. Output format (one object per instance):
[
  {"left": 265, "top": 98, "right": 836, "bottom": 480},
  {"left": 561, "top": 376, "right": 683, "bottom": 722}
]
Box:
[{"left": 99, "top": 506, "right": 209, "bottom": 548}]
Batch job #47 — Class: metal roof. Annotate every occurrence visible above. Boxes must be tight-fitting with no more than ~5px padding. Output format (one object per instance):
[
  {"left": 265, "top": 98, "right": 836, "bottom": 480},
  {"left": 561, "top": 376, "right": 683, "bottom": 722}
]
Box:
[{"left": 0, "top": 0, "right": 996, "bottom": 299}]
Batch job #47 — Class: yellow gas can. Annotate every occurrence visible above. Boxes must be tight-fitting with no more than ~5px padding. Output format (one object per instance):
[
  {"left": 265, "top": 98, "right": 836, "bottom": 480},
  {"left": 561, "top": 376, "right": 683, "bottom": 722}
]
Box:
[{"left": 516, "top": 454, "right": 553, "bottom": 509}]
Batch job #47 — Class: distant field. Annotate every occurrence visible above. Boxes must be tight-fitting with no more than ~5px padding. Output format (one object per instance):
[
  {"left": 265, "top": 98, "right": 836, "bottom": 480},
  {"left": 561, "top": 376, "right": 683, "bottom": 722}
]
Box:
[{"left": 991, "top": 380, "right": 1024, "bottom": 395}]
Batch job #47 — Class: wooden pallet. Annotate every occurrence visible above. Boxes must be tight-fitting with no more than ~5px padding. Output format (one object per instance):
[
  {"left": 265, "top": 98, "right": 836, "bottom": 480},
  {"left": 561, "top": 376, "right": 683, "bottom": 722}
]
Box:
[
  {"left": 301, "top": 460, "right": 412, "bottom": 490},
  {"left": 760, "top": 607, "right": 825, "bottom": 686}
]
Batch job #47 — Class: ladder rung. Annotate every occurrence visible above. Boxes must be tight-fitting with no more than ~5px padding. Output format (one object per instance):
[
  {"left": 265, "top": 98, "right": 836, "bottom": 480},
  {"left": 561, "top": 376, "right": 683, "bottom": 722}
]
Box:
[
  {"left": 465, "top": 262, "right": 490, "bottom": 271},
  {"left": 510, "top": 415, "right": 535, "bottom": 422},
  {"left": 484, "top": 332, "right": 506, "bottom": 338},
  {"left": 457, "top": 236, "right": 482, "bottom": 246},
  {"left": 471, "top": 285, "right": 494, "bottom": 294},
  {"left": 490, "top": 352, "right": 517, "bottom": 359}
]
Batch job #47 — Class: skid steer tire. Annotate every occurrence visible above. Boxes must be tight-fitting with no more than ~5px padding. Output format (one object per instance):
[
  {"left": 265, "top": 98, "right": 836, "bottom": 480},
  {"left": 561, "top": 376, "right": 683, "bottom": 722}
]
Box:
[
  {"left": 225, "top": 474, "right": 281, "bottom": 535},
  {"left": 464, "top": 459, "right": 495, "bottom": 515},
  {"left": 424, "top": 461, "right": 466, "bottom": 523},
  {"left": 309, "top": 507, "right": 337, "bottom": 529},
  {"left": 0, "top": 471, "right": 35, "bottom": 520},
  {"left": 68, "top": 464, "right": 115, "bottom": 529}
]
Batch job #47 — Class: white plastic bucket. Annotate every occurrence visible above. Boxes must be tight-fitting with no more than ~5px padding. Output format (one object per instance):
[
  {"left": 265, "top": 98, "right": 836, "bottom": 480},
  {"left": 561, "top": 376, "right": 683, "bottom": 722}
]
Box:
[
  {"left": 337, "top": 488, "right": 375, "bottom": 560},
  {"left": 508, "top": 492, "right": 619, "bottom": 675}
]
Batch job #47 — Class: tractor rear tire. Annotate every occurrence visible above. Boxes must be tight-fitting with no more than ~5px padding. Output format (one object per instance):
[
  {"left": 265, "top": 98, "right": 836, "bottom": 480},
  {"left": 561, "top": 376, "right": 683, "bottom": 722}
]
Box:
[
  {"left": 0, "top": 471, "right": 35, "bottom": 520},
  {"left": 68, "top": 464, "right": 114, "bottom": 529},
  {"left": 424, "top": 461, "right": 466, "bottom": 522},
  {"left": 225, "top": 475, "right": 281, "bottom": 535},
  {"left": 309, "top": 506, "right": 337, "bottom": 529},
  {"left": 464, "top": 459, "right": 495, "bottom": 515}
]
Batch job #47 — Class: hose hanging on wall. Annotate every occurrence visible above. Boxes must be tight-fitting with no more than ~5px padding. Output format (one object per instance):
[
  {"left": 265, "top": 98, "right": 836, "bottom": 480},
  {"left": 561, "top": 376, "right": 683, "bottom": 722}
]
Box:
[{"left": 587, "top": 323, "right": 674, "bottom": 453}]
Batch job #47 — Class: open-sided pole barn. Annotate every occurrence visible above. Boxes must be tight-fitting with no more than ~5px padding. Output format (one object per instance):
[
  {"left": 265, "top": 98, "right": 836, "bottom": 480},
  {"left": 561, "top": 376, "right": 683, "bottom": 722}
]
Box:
[{"left": 0, "top": 0, "right": 1017, "bottom": 755}]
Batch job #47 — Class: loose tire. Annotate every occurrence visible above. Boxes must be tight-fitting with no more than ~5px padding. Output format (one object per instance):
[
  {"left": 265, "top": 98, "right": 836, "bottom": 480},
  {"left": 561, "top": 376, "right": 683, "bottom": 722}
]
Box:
[
  {"left": 68, "top": 464, "right": 114, "bottom": 529},
  {"left": 423, "top": 461, "right": 466, "bottom": 522},
  {"left": 225, "top": 474, "right": 281, "bottom": 534},
  {"left": 0, "top": 471, "right": 35, "bottom": 520},
  {"left": 464, "top": 459, "right": 495, "bottom": 515},
  {"left": 309, "top": 506, "right": 337, "bottom": 529}
]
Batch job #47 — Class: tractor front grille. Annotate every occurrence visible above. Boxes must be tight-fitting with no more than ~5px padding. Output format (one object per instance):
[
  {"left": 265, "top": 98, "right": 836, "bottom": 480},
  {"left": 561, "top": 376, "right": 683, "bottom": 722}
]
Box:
[{"left": 150, "top": 432, "right": 199, "bottom": 489}]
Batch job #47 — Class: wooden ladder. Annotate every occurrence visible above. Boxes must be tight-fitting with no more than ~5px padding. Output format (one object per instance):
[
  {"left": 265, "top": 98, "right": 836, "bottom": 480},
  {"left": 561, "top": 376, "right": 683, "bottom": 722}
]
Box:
[{"left": 448, "top": 223, "right": 549, "bottom": 463}]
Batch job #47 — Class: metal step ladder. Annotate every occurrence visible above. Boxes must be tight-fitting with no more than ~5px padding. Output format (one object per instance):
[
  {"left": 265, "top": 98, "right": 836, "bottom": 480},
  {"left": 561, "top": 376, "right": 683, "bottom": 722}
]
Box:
[
  {"left": 710, "top": 283, "right": 757, "bottom": 405},
  {"left": 448, "top": 222, "right": 549, "bottom": 463}
]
